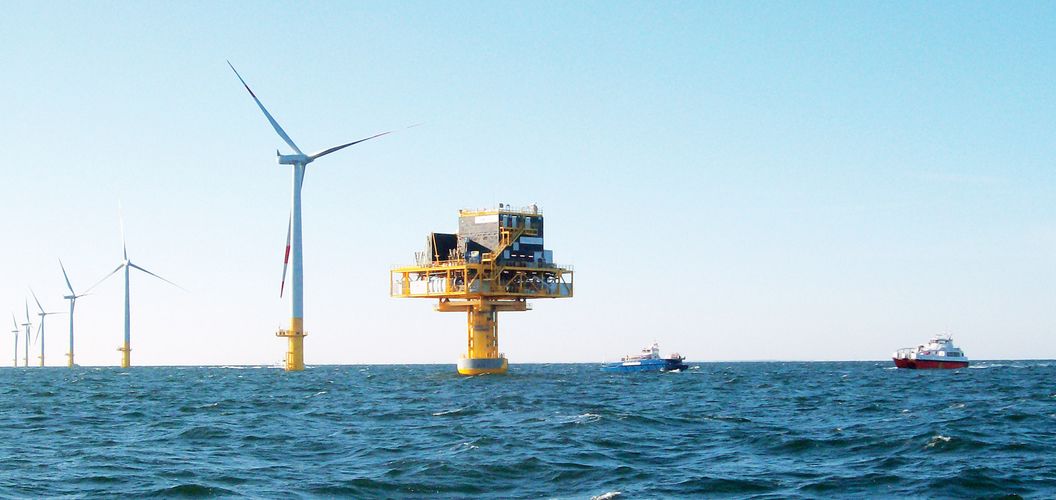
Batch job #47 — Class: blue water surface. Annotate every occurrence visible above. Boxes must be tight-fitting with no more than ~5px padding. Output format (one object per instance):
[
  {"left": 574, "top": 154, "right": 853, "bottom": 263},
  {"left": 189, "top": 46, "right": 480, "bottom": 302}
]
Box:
[{"left": 1, "top": 362, "right": 1054, "bottom": 498}]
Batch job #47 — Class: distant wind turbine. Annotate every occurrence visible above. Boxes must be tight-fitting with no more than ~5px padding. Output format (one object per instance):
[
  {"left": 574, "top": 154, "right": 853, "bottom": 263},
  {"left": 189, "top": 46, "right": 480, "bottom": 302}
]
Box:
[
  {"left": 228, "top": 61, "right": 394, "bottom": 372},
  {"left": 30, "top": 288, "right": 64, "bottom": 367},
  {"left": 59, "top": 259, "right": 88, "bottom": 368},
  {"left": 10, "top": 314, "right": 19, "bottom": 368},
  {"left": 87, "top": 210, "right": 182, "bottom": 368},
  {"left": 21, "top": 301, "right": 31, "bottom": 367}
]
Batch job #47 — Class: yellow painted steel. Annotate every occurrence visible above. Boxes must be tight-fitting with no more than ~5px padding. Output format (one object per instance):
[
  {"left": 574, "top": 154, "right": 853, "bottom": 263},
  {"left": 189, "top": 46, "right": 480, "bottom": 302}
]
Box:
[
  {"left": 38, "top": 356, "right": 43, "bottom": 368},
  {"left": 392, "top": 206, "right": 572, "bottom": 376},
  {"left": 118, "top": 343, "right": 130, "bottom": 368},
  {"left": 468, "top": 306, "right": 497, "bottom": 359},
  {"left": 66, "top": 352, "right": 73, "bottom": 368},
  {"left": 276, "top": 317, "right": 305, "bottom": 372}
]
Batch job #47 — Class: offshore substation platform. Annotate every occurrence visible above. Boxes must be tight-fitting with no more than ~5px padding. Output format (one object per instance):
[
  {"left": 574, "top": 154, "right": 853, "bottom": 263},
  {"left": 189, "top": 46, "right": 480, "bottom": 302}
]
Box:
[{"left": 391, "top": 204, "right": 573, "bottom": 375}]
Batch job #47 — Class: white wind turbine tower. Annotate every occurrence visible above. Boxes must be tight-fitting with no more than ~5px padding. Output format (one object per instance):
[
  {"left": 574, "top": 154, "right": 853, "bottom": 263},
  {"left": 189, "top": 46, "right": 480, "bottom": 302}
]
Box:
[
  {"left": 60, "top": 259, "right": 88, "bottom": 368},
  {"left": 88, "top": 211, "right": 182, "bottom": 368},
  {"left": 21, "top": 301, "right": 32, "bottom": 367},
  {"left": 30, "top": 288, "right": 64, "bottom": 367},
  {"left": 10, "top": 314, "right": 19, "bottom": 368},
  {"left": 228, "top": 61, "right": 393, "bottom": 372}
]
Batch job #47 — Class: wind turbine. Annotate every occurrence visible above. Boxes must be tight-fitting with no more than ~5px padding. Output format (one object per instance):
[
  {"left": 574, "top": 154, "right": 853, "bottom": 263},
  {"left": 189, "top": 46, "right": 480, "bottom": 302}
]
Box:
[
  {"left": 30, "top": 288, "right": 64, "bottom": 367},
  {"left": 10, "top": 314, "right": 19, "bottom": 368},
  {"left": 21, "top": 301, "right": 31, "bottom": 367},
  {"left": 228, "top": 61, "right": 393, "bottom": 372},
  {"left": 60, "top": 259, "right": 88, "bottom": 368},
  {"left": 87, "top": 211, "right": 182, "bottom": 368}
]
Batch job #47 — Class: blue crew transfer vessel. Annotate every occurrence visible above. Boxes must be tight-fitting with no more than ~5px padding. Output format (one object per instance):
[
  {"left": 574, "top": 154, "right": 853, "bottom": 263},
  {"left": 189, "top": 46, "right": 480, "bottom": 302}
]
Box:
[{"left": 602, "top": 342, "right": 688, "bottom": 373}]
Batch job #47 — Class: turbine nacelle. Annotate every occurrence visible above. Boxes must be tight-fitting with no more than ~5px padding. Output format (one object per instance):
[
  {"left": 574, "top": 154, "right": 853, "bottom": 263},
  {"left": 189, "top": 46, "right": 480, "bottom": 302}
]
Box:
[{"left": 277, "top": 152, "right": 312, "bottom": 165}]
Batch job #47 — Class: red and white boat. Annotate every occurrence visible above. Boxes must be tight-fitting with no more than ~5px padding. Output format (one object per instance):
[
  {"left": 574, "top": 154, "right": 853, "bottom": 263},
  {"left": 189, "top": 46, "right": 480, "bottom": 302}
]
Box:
[{"left": 892, "top": 335, "right": 969, "bottom": 369}]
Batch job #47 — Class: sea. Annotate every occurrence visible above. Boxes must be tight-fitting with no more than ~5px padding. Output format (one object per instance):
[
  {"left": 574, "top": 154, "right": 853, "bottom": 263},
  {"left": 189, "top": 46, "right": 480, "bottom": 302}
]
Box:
[{"left": 1, "top": 361, "right": 1054, "bottom": 498}]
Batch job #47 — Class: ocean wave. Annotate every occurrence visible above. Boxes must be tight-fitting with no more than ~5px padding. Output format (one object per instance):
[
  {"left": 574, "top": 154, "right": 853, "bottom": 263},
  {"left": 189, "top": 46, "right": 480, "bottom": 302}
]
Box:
[
  {"left": 174, "top": 425, "right": 230, "bottom": 441},
  {"left": 556, "top": 413, "right": 602, "bottom": 425},
  {"left": 4, "top": 363, "right": 1056, "bottom": 497},
  {"left": 147, "top": 483, "right": 239, "bottom": 496},
  {"left": 925, "top": 434, "right": 952, "bottom": 448}
]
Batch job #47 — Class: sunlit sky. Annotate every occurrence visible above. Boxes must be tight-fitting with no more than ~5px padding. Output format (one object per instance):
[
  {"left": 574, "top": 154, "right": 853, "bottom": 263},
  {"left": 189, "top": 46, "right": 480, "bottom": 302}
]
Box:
[{"left": 1, "top": 2, "right": 1053, "bottom": 366}]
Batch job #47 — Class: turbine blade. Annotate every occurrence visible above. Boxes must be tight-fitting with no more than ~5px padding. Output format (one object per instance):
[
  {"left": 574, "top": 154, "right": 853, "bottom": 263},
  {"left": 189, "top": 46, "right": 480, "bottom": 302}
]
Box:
[
  {"left": 281, "top": 214, "right": 291, "bottom": 298},
  {"left": 59, "top": 258, "right": 75, "bottom": 295},
  {"left": 11, "top": 313, "right": 17, "bottom": 331},
  {"left": 128, "top": 263, "right": 185, "bottom": 291},
  {"left": 309, "top": 131, "right": 392, "bottom": 160},
  {"left": 86, "top": 263, "right": 126, "bottom": 293},
  {"left": 227, "top": 61, "right": 303, "bottom": 155},
  {"left": 30, "top": 288, "right": 43, "bottom": 313},
  {"left": 119, "top": 202, "right": 128, "bottom": 261},
  {"left": 33, "top": 323, "right": 41, "bottom": 347}
]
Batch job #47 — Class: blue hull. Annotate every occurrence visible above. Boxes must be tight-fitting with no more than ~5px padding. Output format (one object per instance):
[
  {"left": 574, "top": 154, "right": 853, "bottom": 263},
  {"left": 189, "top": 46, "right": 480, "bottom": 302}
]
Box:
[{"left": 601, "top": 358, "right": 688, "bottom": 373}]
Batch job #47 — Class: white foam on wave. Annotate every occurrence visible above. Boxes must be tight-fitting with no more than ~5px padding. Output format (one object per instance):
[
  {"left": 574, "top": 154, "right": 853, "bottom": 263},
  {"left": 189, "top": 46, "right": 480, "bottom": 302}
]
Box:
[
  {"left": 558, "top": 413, "right": 601, "bottom": 425},
  {"left": 591, "top": 491, "right": 621, "bottom": 500},
  {"left": 451, "top": 441, "right": 479, "bottom": 453},
  {"left": 432, "top": 408, "right": 464, "bottom": 416},
  {"left": 926, "top": 435, "right": 952, "bottom": 448}
]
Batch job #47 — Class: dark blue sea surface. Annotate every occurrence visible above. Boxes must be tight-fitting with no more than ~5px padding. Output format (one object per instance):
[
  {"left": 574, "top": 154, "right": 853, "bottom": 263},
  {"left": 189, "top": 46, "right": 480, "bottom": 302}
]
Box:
[{"left": 1, "top": 362, "right": 1055, "bottom": 498}]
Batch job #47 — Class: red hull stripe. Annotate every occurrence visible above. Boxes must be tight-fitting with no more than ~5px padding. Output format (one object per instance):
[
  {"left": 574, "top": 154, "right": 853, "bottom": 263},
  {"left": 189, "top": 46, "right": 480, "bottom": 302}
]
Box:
[{"left": 893, "top": 358, "right": 968, "bottom": 369}]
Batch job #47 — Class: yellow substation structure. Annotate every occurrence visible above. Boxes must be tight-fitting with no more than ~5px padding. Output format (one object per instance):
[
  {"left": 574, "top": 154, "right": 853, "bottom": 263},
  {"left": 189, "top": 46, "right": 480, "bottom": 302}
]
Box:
[{"left": 392, "top": 205, "right": 573, "bottom": 375}]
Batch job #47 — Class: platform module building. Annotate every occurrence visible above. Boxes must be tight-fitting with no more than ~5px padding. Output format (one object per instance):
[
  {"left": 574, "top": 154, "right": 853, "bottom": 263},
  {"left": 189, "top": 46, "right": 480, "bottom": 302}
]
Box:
[{"left": 391, "top": 204, "right": 574, "bottom": 375}]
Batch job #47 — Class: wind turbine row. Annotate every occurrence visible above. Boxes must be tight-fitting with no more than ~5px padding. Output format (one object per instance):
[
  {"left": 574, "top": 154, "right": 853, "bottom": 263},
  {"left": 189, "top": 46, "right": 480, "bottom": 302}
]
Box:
[
  {"left": 9, "top": 61, "right": 390, "bottom": 370},
  {"left": 8, "top": 213, "right": 181, "bottom": 368}
]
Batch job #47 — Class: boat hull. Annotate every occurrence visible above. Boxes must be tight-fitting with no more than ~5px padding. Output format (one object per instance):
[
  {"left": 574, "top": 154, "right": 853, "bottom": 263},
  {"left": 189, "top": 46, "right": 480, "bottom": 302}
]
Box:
[
  {"left": 892, "top": 358, "right": 968, "bottom": 369},
  {"left": 602, "top": 358, "right": 687, "bottom": 373}
]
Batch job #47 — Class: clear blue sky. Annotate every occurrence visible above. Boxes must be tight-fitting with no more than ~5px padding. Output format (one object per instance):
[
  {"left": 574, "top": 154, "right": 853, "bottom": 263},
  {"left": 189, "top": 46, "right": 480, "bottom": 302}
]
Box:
[{"left": 1, "top": 1, "right": 1053, "bottom": 365}]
